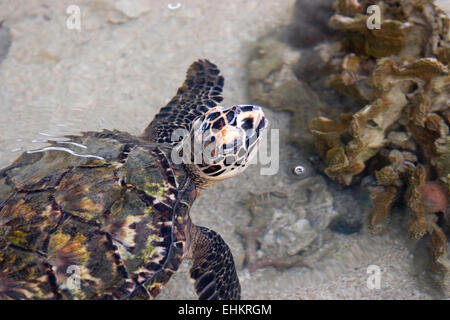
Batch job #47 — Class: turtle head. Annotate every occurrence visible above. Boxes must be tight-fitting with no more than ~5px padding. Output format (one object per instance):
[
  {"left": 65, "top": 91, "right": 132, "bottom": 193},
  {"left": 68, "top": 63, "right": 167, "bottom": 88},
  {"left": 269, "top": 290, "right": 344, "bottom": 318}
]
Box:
[{"left": 185, "top": 105, "right": 268, "bottom": 187}]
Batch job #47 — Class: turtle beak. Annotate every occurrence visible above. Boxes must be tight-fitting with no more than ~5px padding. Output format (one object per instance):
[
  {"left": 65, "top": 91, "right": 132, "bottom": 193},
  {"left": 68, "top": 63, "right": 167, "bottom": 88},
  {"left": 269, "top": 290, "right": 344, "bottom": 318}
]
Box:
[{"left": 254, "top": 109, "right": 268, "bottom": 136}]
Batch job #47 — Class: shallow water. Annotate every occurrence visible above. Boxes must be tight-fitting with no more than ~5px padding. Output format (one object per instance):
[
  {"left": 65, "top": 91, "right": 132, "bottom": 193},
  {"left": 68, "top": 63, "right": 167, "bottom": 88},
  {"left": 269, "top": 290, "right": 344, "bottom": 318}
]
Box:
[{"left": 0, "top": 0, "right": 449, "bottom": 300}]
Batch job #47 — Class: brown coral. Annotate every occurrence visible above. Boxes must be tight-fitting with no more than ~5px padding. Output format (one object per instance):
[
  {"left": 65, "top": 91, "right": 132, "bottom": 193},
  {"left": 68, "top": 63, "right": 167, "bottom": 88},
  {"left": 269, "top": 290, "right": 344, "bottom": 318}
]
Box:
[{"left": 307, "top": 0, "right": 450, "bottom": 289}]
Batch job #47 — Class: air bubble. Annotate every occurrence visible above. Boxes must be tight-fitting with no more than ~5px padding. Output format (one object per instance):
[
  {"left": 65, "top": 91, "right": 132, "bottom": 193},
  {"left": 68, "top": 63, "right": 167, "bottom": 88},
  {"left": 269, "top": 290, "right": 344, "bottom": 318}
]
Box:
[
  {"left": 293, "top": 166, "right": 305, "bottom": 176},
  {"left": 168, "top": 3, "right": 181, "bottom": 10}
]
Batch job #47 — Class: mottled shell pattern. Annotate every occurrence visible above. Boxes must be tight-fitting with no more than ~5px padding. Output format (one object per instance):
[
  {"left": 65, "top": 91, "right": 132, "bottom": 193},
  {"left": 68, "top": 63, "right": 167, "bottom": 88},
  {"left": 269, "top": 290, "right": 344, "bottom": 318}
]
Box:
[{"left": 0, "top": 130, "right": 195, "bottom": 299}]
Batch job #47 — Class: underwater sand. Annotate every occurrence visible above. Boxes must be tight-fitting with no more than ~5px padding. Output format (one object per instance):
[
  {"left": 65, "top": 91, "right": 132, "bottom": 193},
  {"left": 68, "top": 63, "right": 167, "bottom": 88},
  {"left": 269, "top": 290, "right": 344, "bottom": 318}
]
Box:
[{"left": 0, "top": 0, "right": 449, "bottom": 299}]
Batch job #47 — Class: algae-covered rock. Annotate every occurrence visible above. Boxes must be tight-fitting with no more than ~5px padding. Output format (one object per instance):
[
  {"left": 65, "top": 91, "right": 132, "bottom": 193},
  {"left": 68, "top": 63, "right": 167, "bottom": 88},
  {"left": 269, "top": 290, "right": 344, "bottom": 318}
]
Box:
[
  {"left": 237, "top": 176, "right": 337, "bottom": 272},
  {"left": 248, "top": 36, "right": 329, "bottom": 152}
]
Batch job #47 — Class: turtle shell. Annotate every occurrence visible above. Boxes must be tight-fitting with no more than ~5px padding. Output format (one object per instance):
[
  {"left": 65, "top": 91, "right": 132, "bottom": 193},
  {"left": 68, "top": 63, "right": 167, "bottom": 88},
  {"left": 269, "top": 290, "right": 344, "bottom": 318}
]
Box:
[{"left": 0, "top": 130, "right": 196, "bottom": 299}]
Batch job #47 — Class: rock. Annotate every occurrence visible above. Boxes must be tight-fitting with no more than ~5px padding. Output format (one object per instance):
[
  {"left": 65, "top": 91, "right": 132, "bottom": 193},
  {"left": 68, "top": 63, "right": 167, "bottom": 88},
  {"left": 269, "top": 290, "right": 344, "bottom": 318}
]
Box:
[
  {"left": 285, "top": 219, "right": 317, "bottom": 255},
  {"left": 238, "top": 175, "right": 337, "bottom": 271},
  {"left": 329, "top": 191, "right": 368, "bottom": 235},
  {"left": 286, "top": 0, "right": 337, "bottom": 49},
  {"left": 247, "top": 35, "right": 328, "bottom": 153}
]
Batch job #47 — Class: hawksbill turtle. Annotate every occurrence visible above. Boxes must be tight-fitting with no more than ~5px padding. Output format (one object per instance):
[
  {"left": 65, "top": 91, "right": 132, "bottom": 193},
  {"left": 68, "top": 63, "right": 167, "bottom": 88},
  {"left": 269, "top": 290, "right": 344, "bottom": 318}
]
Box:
[{"left": 0, "top": 60, "right": 267, "bottom": 300}]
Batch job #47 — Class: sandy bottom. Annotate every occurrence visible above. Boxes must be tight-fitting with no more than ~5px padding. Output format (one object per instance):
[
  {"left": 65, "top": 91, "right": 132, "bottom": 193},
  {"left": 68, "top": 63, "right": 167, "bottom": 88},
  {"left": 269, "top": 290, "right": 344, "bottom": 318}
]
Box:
[{"left": 0, "top": 0, "right": 449, "bottom": 299}]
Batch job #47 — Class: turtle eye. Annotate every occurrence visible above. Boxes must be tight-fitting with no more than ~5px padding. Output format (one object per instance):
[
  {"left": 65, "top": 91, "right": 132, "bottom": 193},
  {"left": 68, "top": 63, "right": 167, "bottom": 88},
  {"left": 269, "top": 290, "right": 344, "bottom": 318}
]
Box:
[{"left": 212, "top": 117, "right": 226, "bottom": 130}]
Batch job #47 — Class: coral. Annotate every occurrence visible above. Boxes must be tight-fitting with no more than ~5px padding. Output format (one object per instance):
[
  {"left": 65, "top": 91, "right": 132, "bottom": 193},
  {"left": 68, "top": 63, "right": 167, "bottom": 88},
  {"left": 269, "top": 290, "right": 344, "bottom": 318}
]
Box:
[
  {"left": 311, "top": 56, "right": 448, "bottom": 185},
  {"left": 434, "top": 136, "right": 450, "bottom": 194},
  {"left": 420, "top": 180, "right": 448, "bottom": 214},
  {"left": 309, "top": 0, "right": 450, "bottom": 291},
  {"left": 248, "top": 0, "right": 450, "bottom": 294},
  {"left": 329, "top": 10, "right": 408, "bottom": 58},
  {"left": 368, "top": 185, "right": 397, "bottom": 234}
]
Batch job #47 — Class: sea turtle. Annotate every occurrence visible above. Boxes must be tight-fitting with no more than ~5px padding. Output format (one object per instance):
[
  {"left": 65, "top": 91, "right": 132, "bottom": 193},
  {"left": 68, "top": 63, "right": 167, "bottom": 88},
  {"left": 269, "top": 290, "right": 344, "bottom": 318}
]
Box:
[{"left": 0, "top": 60, "right": 267, "bottom": 300}]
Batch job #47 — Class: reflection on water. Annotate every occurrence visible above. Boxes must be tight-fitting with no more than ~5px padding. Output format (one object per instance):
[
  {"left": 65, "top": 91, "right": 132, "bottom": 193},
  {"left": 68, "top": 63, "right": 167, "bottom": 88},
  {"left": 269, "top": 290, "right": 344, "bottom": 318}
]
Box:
[{"left": 27, "top": 146, "right": 105, "bottom": 160}]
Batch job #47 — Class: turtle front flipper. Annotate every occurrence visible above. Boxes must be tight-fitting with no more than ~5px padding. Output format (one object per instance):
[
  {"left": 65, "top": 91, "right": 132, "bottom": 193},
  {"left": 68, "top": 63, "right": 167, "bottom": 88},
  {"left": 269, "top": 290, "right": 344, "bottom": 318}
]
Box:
[
  {"left": 189, "top": 225, "right": 240, "bottom": 300},
  {"left": 141, "top": 59, "right": 224, "bottom": 145}
]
